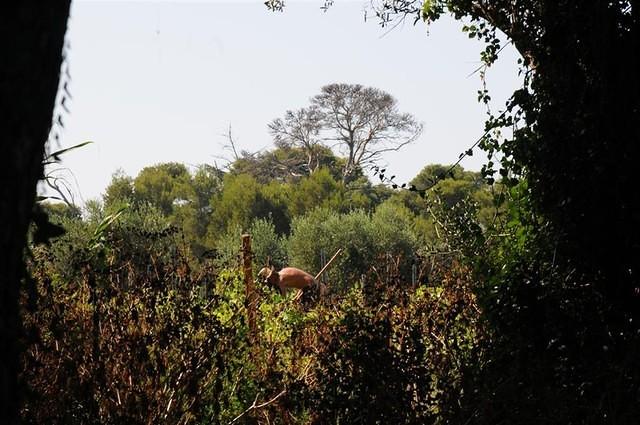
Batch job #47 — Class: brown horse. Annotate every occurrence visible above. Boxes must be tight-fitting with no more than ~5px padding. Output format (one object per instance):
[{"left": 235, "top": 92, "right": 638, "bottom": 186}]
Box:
[{"left": 257, "top": 266, "right": 326, "bottom": 299}]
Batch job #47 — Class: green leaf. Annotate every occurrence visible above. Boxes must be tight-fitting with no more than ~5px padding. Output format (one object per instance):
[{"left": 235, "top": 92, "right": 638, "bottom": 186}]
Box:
[{"left": 89, "top": 204, "right": 128, "bottom": 250}]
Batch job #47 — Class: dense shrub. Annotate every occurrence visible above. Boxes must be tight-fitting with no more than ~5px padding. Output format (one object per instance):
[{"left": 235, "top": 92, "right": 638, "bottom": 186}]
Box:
[
  {"left": 22, "top": 224, "right": 235, "bottom": 423},
  {"left": 22, "top": 198, "right": 487, "bottom": 424},
  {"left": 213, "top": 217, "right": 288, "bottom": 273},
  {"left": 287, "top": 207, "right": 420, "bottom": 292},
  {"left": 434, "top": 183, "right": 640, "bottom": 424},
  {"left": 277, "top": 257, "right": 483, "bottom": 424},
  {"left": 35, "top": 158, "right": 638, "bottom": 424}
]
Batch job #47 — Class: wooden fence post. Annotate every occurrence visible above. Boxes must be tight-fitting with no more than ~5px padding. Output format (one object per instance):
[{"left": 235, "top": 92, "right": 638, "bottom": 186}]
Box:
[{"left": 242, "top": 234, "right": 257, "bottom": 345}]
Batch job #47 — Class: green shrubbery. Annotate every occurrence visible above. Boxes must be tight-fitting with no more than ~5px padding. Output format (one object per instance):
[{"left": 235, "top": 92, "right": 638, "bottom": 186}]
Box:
[
  {"left": 27, "top": 160, "right": 544, "bottom": 423},
  {"left": 24, "top": 162, "right": 493, "bottom": 423},
  {"left": 30, "top": 162, "right": 640, "bottom": 423},
  {"left": 22, "top": 208, "right": 483, "bottom": 424},
  {"left": 287, "top": 204, "right": 419, "bottom": 291}
]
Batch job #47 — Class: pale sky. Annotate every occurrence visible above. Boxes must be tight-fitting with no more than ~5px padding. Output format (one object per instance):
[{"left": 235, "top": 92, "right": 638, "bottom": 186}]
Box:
[{"left": 52, "top": 0, "right": 522, "bottom": 204}]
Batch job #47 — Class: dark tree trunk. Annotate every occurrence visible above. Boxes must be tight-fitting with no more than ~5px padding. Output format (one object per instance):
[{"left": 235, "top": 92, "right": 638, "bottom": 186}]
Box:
[{"left": 0, "top": 2, "right": 71, "bottom": 421}]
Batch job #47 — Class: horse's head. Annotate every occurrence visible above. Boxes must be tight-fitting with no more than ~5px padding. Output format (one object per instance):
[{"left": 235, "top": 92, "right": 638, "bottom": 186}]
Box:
[{"left": 257, "top": 266, "right": 278, "bottom": 289}]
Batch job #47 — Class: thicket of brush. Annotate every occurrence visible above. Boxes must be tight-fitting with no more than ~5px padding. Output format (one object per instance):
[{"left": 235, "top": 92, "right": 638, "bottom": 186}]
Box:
[{"left": 22, "top": 202, "right": 482, "bottom": 424}]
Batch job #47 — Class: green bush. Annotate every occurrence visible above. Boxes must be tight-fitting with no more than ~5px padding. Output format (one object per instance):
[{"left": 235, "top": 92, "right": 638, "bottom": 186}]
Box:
[
  {"left": 287, "top": 206, "right": 420, "bottom": 292},
  {"left": 213, "top": 217, "right": 288, "bottom": 273},
  {"left": 287, "top": 259, "right": 482, "bottom": 424},
  {"left": 287, "top": 208, "right": 374, "bottom": 291},
  {"left": 22, "top": 191, "right": 492, "bottom": 424}
]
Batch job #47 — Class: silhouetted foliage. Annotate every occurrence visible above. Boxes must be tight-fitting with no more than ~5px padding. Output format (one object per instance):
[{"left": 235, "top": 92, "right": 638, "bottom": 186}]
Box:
[{"left": 2, "top": 2, "right": 72, "bottom": 420}]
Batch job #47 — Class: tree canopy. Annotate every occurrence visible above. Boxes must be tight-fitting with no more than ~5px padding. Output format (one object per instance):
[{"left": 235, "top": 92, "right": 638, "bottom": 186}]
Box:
[{"left": 270, "top": 83, "right": 423, "bottom": 183}]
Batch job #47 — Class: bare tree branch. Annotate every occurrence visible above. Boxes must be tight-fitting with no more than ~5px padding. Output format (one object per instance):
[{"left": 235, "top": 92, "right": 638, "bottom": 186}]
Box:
[
  {"left": 311, "top": 83, "right": 423, "bottom": 183},
  {"left": 269, "top": 107, "right": 325, "bottom": 174},
  {"left": 223, "top": 124, "right": 241, "bottom": 162},
  {"left": 213, "top": 124, "right": 269, "bottom": 172},
  {"left": 227, "top": 389, "right": 287, "bottom": 425}
]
